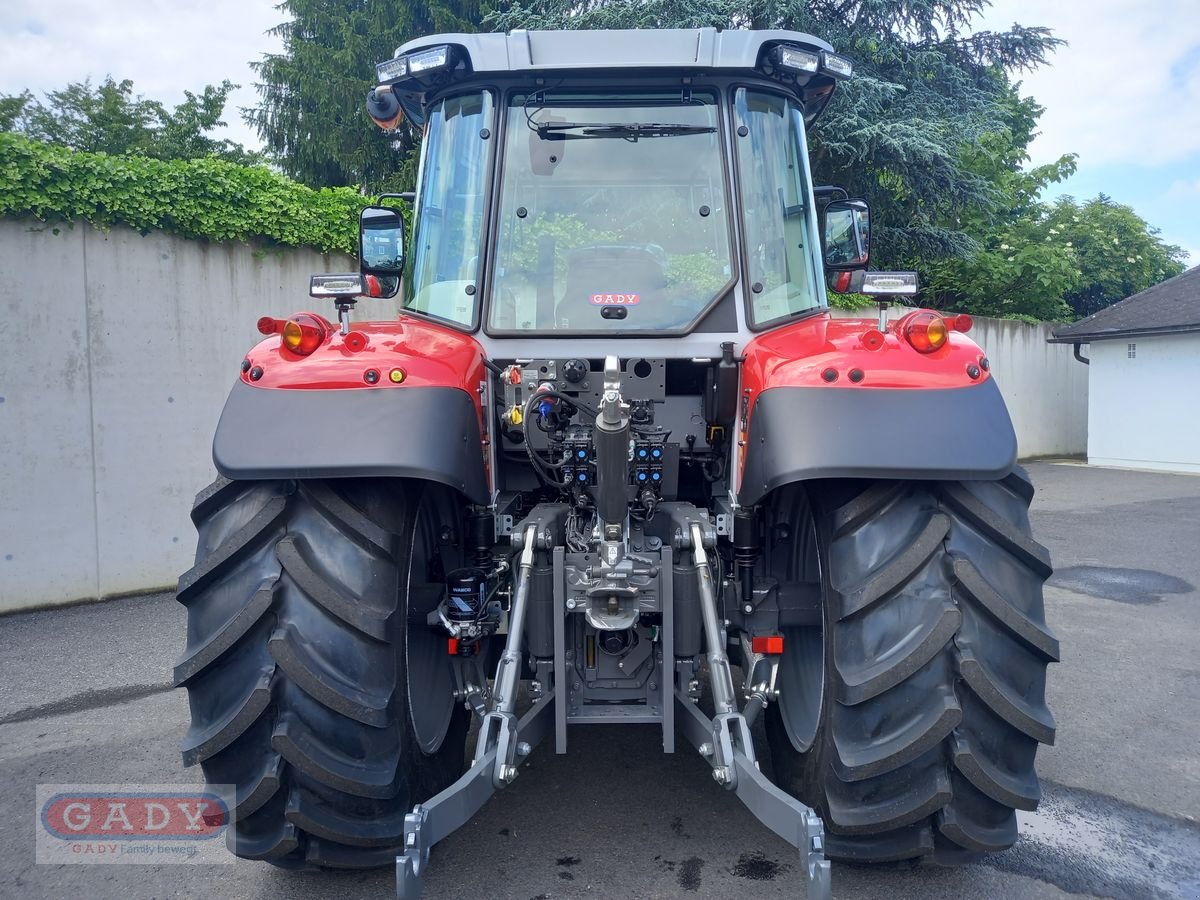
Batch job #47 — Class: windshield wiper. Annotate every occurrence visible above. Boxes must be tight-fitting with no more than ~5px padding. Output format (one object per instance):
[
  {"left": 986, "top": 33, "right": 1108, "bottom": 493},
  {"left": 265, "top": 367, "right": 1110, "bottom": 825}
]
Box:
[{"left": 536, "top": 121, "right": 716, "bottom": 141}]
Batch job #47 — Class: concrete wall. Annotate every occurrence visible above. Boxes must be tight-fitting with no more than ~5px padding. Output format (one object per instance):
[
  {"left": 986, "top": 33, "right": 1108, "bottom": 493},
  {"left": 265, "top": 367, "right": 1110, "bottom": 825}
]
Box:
[
  {"left": 970, "top": 316, "right": 1089, "bottom": 458},
  {"left": 831, "top": 308, "right": 1089, "bottom": 458},
  {"left": 1087, "top": 334, "right": 1200, "bottom": 474},
  {"left": 0, "top": 219, "right": 1087, "bottom": 612},
  {"left": 0, "top": 220, "right": 368, "bottom": 613}
]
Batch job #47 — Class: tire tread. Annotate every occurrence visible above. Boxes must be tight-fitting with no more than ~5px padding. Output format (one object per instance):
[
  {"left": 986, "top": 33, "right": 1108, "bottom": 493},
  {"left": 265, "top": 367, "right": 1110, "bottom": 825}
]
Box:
[
  {"left": 176, "top": 477, "right": 466, "bottom": 869},
  {"left": 766, "top": 473, "right": 1055, "bottom": 864}
]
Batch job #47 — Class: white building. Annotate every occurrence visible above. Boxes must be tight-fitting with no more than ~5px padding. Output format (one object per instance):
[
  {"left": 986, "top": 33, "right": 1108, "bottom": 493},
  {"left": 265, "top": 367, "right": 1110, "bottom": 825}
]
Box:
[{"left": 1050, "top": 266, "right": 1200, "bottom": 474}]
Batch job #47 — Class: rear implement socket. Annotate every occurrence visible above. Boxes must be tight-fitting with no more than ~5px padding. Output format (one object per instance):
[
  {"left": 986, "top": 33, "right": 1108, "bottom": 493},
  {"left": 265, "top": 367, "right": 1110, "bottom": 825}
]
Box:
[{"left": 599, "top": 628, "right": 635, "bottom": 656}]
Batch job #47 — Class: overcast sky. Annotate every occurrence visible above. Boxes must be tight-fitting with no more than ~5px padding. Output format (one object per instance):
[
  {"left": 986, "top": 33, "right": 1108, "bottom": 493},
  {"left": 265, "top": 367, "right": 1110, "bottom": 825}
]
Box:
[{"left": 1, "top": 0, "right": 1197, "bottom": 263}]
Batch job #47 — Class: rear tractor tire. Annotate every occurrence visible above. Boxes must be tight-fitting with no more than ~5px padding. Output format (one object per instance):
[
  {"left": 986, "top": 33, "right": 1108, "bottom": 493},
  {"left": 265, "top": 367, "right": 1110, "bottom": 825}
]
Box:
[
  {"left": 764, "top": 469, "right": 1058, "bottom": 864},
  {"left": 174, "top": 476, "right": 470, "bottom": 868}
]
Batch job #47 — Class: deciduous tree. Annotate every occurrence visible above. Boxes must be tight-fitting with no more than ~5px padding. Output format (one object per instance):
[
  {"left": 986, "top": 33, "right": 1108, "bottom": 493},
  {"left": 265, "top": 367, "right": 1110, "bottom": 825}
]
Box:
[{"left": 0, "top": 78, "right": 259, "bottom": 164}]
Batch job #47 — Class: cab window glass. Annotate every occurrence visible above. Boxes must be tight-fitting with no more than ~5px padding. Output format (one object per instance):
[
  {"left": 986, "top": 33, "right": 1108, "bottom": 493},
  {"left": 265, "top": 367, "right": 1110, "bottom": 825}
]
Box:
[
  {"left": 405, "top": 92, "right": 493, "bottom": 325},
  {"left": 734, "top": 90, "right": 822, "bottom": 325}
]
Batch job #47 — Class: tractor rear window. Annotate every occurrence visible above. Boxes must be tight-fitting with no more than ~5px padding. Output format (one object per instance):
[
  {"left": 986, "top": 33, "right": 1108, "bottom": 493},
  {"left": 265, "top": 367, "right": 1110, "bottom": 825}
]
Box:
[{"left": 488, "top": 92, "right": 733, "bottom": 333}]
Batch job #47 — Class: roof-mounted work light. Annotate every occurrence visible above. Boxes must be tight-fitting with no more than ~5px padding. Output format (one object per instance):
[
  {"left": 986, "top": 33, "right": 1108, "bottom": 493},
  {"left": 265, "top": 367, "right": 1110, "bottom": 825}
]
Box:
[
  {"left": 771, "top": 44, "right": 854, "bottom": 80},
  {"left": 376, "top": 45, "right": 452, "bottom": 85},
  {"left": 775, "top": 46, "right": 820, "bottom": 73},
  {"left": 375, "top": 56, "right": 408, "bottom": 83},
  {"left": 408, "top": 45, "right": 449, "bottom": 73},
  {"left": 820, "top": 51, "right": 854, "bottom": 79}
]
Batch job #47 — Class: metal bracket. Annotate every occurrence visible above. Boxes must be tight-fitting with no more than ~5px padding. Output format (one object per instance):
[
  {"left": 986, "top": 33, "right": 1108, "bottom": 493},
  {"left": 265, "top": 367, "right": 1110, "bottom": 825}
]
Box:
[
  {"left": 674, "top": 518, "right": 832, "bottom": 900},
  {"left": 396, "top": 695, "right": 555, "bottom": 899},
  {"left": 676, "top": 689, "right": 832, "bottom": 900},
  {"left": 396, "top": 525, "right": 549, "bottom": 899},
  {"left": 714, "top": 497, "right": 734, "bottom": 537},
  {"left": 448, "top": 655, "right": 488, "bottom": 721},
  {"left": 737, "top": 634, "right": 780, "bottom": 728}
]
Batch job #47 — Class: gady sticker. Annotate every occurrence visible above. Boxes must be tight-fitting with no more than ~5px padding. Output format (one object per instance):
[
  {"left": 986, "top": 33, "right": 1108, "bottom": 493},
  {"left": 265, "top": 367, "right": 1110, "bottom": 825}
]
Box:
[{"left": 589, "top": 293, "right": 640, "bottom": 306}]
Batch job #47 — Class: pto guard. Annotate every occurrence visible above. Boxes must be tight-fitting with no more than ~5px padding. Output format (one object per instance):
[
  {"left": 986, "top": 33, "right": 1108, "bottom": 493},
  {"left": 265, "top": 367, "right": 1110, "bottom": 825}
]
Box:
[{"left": 212, "top": 381, "right": 489, "bottom": 504}]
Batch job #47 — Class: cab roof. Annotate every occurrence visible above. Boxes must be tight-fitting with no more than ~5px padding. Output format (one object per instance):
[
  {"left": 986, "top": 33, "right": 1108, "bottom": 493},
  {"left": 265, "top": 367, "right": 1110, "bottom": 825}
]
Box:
[
  {"left": 393, "top": 28, "right": 835, "bottom": 74},
  {"left": 382, "top": 28, "right": 847, "bottom": 127}
]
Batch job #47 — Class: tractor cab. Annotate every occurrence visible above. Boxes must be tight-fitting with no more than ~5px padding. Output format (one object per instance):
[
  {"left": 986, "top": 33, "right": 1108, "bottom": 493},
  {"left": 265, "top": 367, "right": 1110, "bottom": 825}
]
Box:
[{"left": 360, "top": 29, "right": 867, "bottom": 345}]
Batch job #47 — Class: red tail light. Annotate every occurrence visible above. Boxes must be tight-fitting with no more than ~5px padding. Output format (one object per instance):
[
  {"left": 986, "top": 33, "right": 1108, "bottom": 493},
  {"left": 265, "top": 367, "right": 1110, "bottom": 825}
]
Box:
[
  {"left": 951, "top": 314, "right": 973, "bottom": 332},
  {"left": 902, "top": 311, "right": 949, "bottom": 354},
  {"left": 282, "top": 314, "right": 327, "bottom": 356},
  {"left": 257, "top": 316, "right": 283, "bottom": 335}
]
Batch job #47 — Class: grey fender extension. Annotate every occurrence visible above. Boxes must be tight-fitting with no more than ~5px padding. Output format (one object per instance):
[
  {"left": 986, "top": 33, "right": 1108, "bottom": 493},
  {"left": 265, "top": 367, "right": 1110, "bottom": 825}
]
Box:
[
  {"left": 739, "top": 380, "right": 1017, "bottom": 506},
  {"left": 212, "top": 381, "right": 488, "bottom": 503}
]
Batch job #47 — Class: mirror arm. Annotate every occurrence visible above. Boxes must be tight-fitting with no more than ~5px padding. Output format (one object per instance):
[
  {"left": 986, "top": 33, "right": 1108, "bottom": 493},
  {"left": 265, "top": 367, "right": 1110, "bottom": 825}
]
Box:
[
  {"left": 813, "top": 185, "right": 849, "bottom": 203},
  {"left": 336, "top": 298, "right": 357, "bottom": 336}
]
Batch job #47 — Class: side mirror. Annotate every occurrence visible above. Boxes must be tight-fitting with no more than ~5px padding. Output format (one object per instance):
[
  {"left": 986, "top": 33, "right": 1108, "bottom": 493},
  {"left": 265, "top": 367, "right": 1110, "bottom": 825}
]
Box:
[
  {"left": 360, "top": 205, "right": 406, "bottom": 276},
  {"left": 823, "top": 199, "right": 870, "bottom": 270}
]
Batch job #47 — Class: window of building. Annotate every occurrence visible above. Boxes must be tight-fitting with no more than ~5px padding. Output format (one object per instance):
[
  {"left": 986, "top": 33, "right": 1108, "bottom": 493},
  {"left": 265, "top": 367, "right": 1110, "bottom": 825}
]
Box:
[{"left": 1128, "top": 343, "right": 1137, "bottom": 359}]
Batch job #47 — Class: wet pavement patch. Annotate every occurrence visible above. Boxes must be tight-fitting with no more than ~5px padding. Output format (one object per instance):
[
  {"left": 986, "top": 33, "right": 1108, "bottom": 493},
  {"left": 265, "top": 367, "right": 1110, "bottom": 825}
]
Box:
[
  {"left": 677, "top": 856, "right": 704, "bottom": 891},
  {"left": 555, "top": 856, "right": 581, "bottom": 867},
  {"left": 1049, "top": 566, "right": 1193, "bottom": 604},
  {"left": 730, "top": 850, "right": 790, "bottom": 881},
  {"left": 0, "top": 682, "right": 173, "bottom": 725},
  {"left": 985, "top": 780, "right": 1200, "bottom": 898}
]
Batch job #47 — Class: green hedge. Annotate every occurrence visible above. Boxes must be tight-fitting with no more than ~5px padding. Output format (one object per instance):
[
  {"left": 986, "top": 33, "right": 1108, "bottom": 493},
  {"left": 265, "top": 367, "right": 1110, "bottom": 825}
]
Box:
[{"left": 0, "top": 133, "right": 365, "bottom": 254}]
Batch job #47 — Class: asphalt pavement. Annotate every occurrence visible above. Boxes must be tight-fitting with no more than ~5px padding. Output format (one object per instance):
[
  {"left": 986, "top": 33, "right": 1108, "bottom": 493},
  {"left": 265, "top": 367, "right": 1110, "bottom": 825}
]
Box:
[{"left": 1, "top": 461, "right": 1198, "bottom": 899}]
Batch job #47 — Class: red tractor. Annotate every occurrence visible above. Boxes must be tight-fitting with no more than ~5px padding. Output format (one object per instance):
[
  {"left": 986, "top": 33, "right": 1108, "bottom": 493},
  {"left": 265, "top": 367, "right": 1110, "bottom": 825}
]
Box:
[{"left": 175, "top": 27, "right": 1057, "bottom": 899}]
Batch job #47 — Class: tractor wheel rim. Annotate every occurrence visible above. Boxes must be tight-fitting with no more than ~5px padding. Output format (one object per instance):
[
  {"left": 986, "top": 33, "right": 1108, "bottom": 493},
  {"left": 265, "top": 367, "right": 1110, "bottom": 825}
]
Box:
[
  {"left": 405, "top": 491, "right": 457, "bottom": 755},
  {"left": 778, "top": 624, "right": 823, "bottom": 752},
  {"left": 774, "top": 497, "right": 825, "bottom": 753}
]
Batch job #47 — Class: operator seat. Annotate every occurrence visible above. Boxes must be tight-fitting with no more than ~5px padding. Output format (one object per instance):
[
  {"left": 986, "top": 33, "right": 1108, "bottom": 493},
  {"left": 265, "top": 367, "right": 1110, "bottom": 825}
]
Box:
[{"left": 556, "top": 244, "right": 667, "bottom": 328}]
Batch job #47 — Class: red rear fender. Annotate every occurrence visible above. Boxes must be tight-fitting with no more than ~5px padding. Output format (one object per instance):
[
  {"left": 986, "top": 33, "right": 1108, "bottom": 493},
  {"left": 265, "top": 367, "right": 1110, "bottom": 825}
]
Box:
[
  {"left": 741, "top": 311, "right": 990, "bottom": 397},
  {"left": 736, "top": 311, "right": 1015, "bottom": 505},
  {"left": 240, "top": 315, "right": 487, "bottom": 395}
]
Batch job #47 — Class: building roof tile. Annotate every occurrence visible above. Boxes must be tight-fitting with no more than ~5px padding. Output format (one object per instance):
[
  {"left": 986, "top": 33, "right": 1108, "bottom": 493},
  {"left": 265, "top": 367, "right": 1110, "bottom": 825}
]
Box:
[{"left": 1050, "top": 266, "right": 1200, "bottom": 343}]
